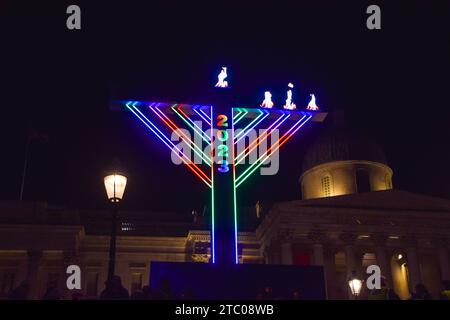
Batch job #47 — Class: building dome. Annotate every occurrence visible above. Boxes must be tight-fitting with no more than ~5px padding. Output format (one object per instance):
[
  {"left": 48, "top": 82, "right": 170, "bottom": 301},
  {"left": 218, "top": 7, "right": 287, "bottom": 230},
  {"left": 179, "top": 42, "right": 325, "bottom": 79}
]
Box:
[
  {"left": 300, "top": 111, "right": 393, "bottom": 200},
  {"left": 302, "top": 130, "right": 388, "bottom": 172}
]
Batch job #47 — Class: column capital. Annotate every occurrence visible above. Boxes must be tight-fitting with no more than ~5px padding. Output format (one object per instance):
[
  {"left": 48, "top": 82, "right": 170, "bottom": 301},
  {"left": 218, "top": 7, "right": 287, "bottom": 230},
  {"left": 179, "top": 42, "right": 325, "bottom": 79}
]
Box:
[
  {"left": 62, "top": 250, "right": 79, "bottom": 265},
  {"left": 307, "top": 230, "right": 327, "bottom": 244},
  {"left": 339, "top": 232, "right": 357, "bottom": 245},
  {"left": 278, "top": 228, "right": 295, "bottom": 243},
  {"left": 372, "top": 233, "right": 388, "bottom": 247},
  {"left": 27, "top": 250, "right": 43, "bottom": 261},
  {"left": 403, "top": 234, "right": 418, "bottom": 248},
  {"left": 431, "top": 238, "right": 449, "bottom": 249}
]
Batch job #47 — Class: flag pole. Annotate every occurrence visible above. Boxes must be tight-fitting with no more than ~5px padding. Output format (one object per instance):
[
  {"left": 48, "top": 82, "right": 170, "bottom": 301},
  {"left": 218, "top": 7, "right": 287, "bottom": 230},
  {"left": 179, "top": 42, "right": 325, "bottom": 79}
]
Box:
[{"left": 19, "top": 134, "right": 31, "bottom": 201}]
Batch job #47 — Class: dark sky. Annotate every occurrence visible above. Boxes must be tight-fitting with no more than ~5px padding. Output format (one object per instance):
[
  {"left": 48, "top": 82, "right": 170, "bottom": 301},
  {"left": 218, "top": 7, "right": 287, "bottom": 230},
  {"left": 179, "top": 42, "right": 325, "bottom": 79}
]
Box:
[{"left": 2, "top": 1, "right": 450, "bottom": 213}]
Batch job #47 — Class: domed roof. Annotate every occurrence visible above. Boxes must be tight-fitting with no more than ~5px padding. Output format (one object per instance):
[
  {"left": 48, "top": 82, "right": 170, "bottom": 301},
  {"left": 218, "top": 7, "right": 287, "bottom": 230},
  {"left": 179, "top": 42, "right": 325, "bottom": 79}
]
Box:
[{"left": 302, "top": 129, "right": 388, "bottom": 172}]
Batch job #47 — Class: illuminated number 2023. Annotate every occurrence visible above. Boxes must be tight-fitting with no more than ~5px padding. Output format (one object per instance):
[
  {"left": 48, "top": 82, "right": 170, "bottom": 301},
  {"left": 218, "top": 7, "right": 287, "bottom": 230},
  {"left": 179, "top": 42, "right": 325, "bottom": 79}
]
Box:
[{"left": 217, "top": 115, "right": 229, "bottom": 173}]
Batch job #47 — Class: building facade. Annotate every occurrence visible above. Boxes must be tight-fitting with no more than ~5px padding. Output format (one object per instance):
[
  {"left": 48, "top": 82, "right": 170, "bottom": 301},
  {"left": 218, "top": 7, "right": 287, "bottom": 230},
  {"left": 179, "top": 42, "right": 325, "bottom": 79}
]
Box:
[{"left": 1, "top": 128, "right": 449, "bottom": 299}]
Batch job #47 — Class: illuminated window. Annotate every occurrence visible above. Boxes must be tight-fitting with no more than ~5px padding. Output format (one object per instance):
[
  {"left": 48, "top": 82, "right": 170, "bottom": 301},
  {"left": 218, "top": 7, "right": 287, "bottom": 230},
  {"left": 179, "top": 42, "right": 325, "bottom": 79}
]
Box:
[
  {"left": 321, "top": 174, "right": 332, "bottom": 197},
  {"left": 86, "top": 272, "right": 99, "bottom": 297},
  {"left": 385, "top": 174, "right": 392, "bottom": 189},
  {"left": 121, "top": 222, "right": 135, "bottom": 232},
  {"left": 131, "top": 273, "right": 142, "bottom": 294}
]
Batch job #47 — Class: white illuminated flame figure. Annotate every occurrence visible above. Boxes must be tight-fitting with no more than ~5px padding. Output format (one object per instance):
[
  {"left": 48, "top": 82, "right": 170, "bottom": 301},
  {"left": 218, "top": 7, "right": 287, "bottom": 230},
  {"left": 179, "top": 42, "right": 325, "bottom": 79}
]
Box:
[
  {"left": 306, "top": 94, "right": 319, "bottom": 110},
  {"left": 261, "top": 91, "right": 274, "bottom": 108},
  {"left": 283, "top": 83, "right": 297, "bottom": 110},
  {"left": 215, "top": 67, "right": 229, "bottom": 88}
]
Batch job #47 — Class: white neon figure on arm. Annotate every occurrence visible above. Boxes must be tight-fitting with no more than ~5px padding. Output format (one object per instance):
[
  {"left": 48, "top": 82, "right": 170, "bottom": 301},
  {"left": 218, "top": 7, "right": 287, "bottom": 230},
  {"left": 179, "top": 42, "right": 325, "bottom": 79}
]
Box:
[
  {"left": 215, "top": 67, "right": 229, "bottom": 88},
  {"left": 306, "top": 94, "right": 319, "bottom": 110},
  {"left": 283, "top": 83, "right": 296, "bottom": 110},
  {"left": 261, "top": 91, "right": 274, "bottom": 108}
]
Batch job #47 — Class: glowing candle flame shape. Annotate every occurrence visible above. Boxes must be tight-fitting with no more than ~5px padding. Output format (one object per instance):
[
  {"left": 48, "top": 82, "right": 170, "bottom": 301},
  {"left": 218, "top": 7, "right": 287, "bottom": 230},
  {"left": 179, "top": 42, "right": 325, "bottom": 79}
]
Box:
[
  {"left": 283, "top": 83, "right": 296, "bottom": 110},
  {"left": 261, "top": 91, "right": 274, "bottom": 108},
  {"left": 306, "top": 94, "right": 319, "bottom": 110},
  {"left": 215, "top": 67, "right": 229, "bottom": 88}
]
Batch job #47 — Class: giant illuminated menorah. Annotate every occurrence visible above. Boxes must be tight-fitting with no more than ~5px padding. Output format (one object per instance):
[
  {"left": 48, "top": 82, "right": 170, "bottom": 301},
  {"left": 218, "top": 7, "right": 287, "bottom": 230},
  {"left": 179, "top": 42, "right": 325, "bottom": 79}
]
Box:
[{"left": 118, "top": 71, "right": 326, "bottom": 266}]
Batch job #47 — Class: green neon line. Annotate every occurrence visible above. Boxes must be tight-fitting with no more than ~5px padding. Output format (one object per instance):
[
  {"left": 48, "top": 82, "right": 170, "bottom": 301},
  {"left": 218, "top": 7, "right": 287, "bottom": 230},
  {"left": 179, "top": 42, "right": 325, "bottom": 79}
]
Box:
[
  {"left": 172, "top": 106, "right": 212, "bottom": 144},
  {"left": 171, "top": 106, "right": 212, "bottom": 166},
  {"left": 234, "top": 109, "right": 248, "bottom": 125},
  {"left": 234, "top": 109, "right": 264, "bottom": 140},
  {"left": 210, "top": 105, "right": 216, "bottom": 263},
  {"left": 233, "top": 109, "right": 242, "bottom": 122},
  {"left": 235, "top": 115, "right": 311, "bottom": 188}
]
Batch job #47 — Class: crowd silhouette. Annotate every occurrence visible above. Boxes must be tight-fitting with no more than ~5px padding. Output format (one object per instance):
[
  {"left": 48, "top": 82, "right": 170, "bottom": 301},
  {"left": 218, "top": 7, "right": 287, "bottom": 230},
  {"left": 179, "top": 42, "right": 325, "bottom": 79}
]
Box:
[{"left": 6, "top": 276, "right": 450, "bottom": 300}]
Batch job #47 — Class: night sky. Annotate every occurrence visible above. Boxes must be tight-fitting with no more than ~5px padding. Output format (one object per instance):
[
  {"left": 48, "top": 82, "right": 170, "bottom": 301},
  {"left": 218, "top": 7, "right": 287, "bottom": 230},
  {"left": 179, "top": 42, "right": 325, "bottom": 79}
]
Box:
[{"left": 3, "top": 1, "right": 450, "bottom": 214}]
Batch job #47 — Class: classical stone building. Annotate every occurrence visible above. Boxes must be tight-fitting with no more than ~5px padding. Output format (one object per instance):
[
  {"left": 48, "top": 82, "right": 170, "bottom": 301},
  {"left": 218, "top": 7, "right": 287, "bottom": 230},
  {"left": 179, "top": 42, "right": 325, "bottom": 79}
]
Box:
[{"left": 1, "top": 126, "right": 449, "bottom": 299}]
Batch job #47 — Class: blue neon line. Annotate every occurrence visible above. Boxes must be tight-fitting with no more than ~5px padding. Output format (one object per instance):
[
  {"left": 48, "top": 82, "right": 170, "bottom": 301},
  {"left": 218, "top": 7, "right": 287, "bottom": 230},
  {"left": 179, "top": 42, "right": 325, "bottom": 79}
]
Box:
[
  {"left": 235, "top": 111, "right": 290, "bottom": 164},
  {"left": 152, "top": 105, "right": 212, "bottom": 166},
  {"left": 210, "top": 105, "right": 215, "bottom": 264},
  {"left": 234, "top": 110, "right": 270, "bottom": 144},
  {"left": 172, "top": 105, "right": 211, "bottom": 144},
  {"left": 126, "top": 102, "right": 212, "bottom": 188},
  {"left": 231, "top": 108, "right": 239, "bottom": 265},
  {"left": 234, "top": 113, "right": 310, "bottom": 188},
  {"left": 193, "top": 106, "right": 212, "bottom": 126},
  {"left": 199, "top": 107, "right": 212, "bottom": 123}
]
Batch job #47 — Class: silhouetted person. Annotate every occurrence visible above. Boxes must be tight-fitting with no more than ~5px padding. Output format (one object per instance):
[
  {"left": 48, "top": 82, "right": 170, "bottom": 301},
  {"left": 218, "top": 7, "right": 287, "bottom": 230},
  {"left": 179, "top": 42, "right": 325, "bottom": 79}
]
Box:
[
  {"left": 8, "top": 280, "right": 29, "bottom": 300},
  {"left": 142, "top": 285, "right": 153, "bottom": 300},
  {"left": 292, "top": 289, "right": 302, "bottom": 300},
  {"left": 180, "top": 288, "right": 195, "bottom": 300},
  {"left": 368, "top": 277, "right": 400, "bottom": 300},
  {"left": 154, "top": 278, "right": 176, "bottom": 300},
  {"left": 43, "top": 281, "right": 61, "bottom": 300},
  {"left": 410, "top": 283, "right": 432, "bottom": 300},
  {"left": 130, "top": 289, "right": 145, "bottom": 300},
  {"left": 261, "top": 286, "right": 275, "bottom": 300},
  {"left": 100, "top": 276, "right": 130, "bottom": 300},
  {"left": 439, "top": 280, "right": 450, "bottom": 300}
]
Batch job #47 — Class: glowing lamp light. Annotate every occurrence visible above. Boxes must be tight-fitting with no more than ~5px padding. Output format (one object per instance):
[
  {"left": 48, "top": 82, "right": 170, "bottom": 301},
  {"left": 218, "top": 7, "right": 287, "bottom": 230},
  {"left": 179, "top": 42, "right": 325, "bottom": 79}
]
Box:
[
  {"left": 261, "top": 91, "right": 274, "bottom": 108},
  {"left": 348, "top": 274, "right": 363, "bottom": 297},
  {"left": 306, "top": 94, "right": 319, "bottom": 111},
  {"left": 215, "top": 67, "right": 229, "bottom": 88},
  {"left": 104, "top": 173, "right": 127, "bottom": 203}
]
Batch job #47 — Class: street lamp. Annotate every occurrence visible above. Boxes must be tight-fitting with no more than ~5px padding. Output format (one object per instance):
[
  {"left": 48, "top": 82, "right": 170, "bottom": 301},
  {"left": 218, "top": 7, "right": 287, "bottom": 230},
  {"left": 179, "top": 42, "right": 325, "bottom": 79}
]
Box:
[
  {"left": 348, "top": 272, "right": 363, "bottom": 299},
  {"left": 104, "top": 172, "right": 127, "bottom": 282}
]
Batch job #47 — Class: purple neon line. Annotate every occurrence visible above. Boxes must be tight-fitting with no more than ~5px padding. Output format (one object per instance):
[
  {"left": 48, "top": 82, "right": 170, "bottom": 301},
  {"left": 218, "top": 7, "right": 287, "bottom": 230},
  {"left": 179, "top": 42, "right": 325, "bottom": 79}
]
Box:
[
  {"left": 193, "top": 106, "right": 212, "bottom": 126},
  {"left": 152, "top": 105, "right": 213, "bottom": 161},
  {"left": 126, "top": 102, "right": 211, "bottom": 187},
  {"left": 231, "top": 107, "right": 239, "bottom": 264},
  {"left": 199, "top": 107, "right": 212, "bottom": 123},
  {"left": 174, "top": 105, "right": 212, "bottom": 143},
  {"left": 139, "top": 104, "right": 212, "bottom": 185},
  {"left": 210, "top": 105, "right": 216, "bottom": 264},
  {"left": 235, "top": 111, "right": 291, "bottom": 164},
  {"left": 234, "top": 113, "right": 311, "bottom": 188},
  {"left": 234, "top": 110, "right": 270, "bottom": 145}
]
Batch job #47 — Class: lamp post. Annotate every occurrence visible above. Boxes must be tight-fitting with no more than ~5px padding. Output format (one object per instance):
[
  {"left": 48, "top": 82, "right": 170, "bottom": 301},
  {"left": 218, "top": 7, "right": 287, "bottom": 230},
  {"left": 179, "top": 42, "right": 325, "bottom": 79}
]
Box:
[
  {"left": 104, "top": 172, "right": 127, "bottom": 282},
  {"left": 348, "top": 271, "right": 363, "bottom": 300}
]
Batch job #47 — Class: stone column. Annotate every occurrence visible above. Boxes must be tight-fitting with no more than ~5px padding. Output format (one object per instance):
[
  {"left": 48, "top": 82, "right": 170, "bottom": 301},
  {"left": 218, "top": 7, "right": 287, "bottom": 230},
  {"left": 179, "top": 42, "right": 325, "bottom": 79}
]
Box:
[
  {"left": 405, "top": 235, "right": 421, "bottom": 289},
  {"left": 279, "top": 229, "right": 294, "bottom": 265},
  {"left": 62, "top": 250, "right": 80, "bottom": 300},
  {"left": 433, "top": 238, "right": 450, "bottom": 281},
  {"left": 308, "top": 230, "right": 327, "bottom": 266},
  {"left": 339, "top": 233, "right": 357, "bottom": 278},
  {"left": 372, "top": 233, "right": 391, "bottom": 284},
  {"left": 26, "top": 250, "right": 43, "bottom": 300}
]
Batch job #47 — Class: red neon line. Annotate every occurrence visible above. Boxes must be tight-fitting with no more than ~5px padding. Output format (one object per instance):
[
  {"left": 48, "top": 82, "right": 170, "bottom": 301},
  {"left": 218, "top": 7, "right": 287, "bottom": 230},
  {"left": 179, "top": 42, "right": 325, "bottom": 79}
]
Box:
[
  {"left": 151, "top": 106, "right": 212, "bottom": 185},
  {"left": 236, "top": 113, "right": 288, "bottom": 164}
]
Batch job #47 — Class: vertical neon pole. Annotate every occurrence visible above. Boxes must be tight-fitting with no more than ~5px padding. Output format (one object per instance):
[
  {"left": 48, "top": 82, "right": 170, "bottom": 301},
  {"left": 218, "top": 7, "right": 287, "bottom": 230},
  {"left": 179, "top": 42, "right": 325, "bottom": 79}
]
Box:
[
  {"left": 231, "top": 108, "right": 239, "bottom": 264},
  {"left": 210, "top": 105, "right": 216, "bottom": 263}
]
